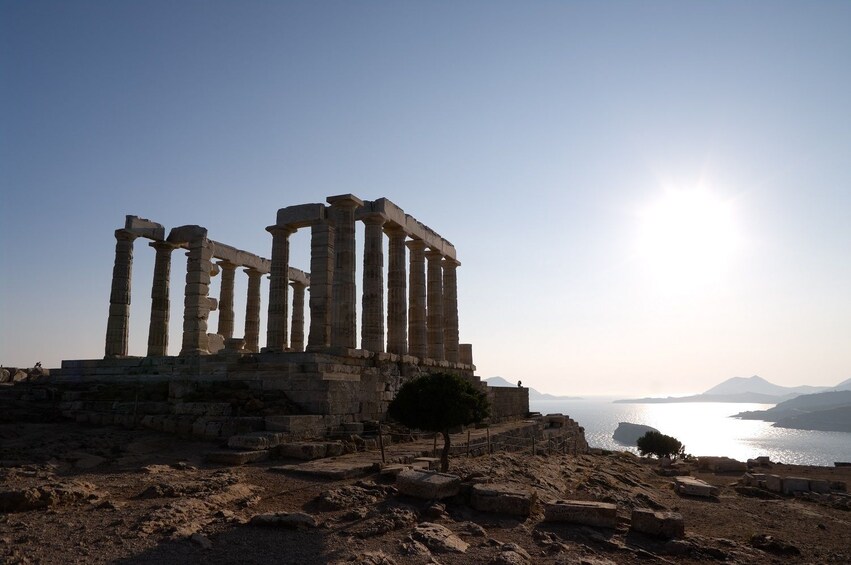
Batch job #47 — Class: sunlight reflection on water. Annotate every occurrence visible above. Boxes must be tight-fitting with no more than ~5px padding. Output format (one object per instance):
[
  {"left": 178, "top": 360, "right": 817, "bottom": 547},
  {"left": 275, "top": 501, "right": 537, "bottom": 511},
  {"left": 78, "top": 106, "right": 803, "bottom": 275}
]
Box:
[{"left": 530, "top": 399, "right": 851, "bottom": 466}]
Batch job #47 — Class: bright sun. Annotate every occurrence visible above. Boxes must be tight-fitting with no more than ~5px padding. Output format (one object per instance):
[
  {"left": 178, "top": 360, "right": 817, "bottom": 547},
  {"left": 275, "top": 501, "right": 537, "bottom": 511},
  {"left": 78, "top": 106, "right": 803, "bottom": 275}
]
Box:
[{"left": 635, "top": 188, "right": 742, "bottom": 290}]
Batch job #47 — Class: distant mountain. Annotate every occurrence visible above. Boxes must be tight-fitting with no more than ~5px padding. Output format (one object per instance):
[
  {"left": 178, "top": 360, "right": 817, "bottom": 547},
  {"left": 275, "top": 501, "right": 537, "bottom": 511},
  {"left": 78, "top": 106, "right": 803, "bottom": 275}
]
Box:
[
  {"left": 703, "top": 375, "right": 830, "bottom": 397},
  {"left": 484, "top": 376, "right": 581, "bottom": 400},
  {"left": 734, "top": 390, "right": 851, "bottom": 433},
  {"left": 616, "top": 375, "right": 846, "bottom": 405}
]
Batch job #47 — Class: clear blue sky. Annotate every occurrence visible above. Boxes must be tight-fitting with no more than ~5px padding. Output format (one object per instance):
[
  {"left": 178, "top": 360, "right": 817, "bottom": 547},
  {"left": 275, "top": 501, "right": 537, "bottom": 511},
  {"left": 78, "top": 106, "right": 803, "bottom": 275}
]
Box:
[{"left": 2, "top": 1, "right": 849, "bottom": 396}]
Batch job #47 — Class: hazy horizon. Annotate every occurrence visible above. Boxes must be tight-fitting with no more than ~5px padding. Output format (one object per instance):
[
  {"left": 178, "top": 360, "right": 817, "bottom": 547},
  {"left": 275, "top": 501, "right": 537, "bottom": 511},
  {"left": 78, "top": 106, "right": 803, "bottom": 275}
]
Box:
[{"left": 2, "top": 2, "right": 850, "bottom": 396}]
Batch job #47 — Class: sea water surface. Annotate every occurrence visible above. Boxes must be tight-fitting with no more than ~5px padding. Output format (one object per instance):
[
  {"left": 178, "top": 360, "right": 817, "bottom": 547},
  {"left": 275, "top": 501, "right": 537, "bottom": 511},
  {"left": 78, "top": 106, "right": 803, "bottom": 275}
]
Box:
[{"left": 530, "top": 398, "right": 851, "bottom": 467}]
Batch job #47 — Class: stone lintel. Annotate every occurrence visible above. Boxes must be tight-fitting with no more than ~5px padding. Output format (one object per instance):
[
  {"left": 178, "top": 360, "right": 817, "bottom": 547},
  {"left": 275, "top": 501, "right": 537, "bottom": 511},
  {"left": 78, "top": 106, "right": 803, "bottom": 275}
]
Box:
[
  {"left": 358, "top": 198, "right": 458, "bottom": 261},
  {"left": 167, "top": 225, "right": 208, "bottom": 245},
  {"left": 276, "top": 203, "right": 328, "bottom": 228},
  {"left": 124, "top": 215, "right": 165, "bottom": 240},
  {"left": 209, "top": 239, "right": 272, "bottom": 273}
]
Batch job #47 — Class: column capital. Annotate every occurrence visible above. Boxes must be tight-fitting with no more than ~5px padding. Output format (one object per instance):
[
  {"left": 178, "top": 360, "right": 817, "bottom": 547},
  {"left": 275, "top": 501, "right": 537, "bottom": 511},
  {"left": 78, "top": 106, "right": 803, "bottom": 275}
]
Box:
[
  {"left": 425, "top": 248, "right": 444, "bottom": 260},
  {"left": 360, "top": 213, "right": 386, "bottom": 227},
  {"left": 265, "top": 225, "right": 296, "bottom": 236},
  {"left": 243, "top": 267, "right": 263, "bottom": 278},
  {"left": 289, "top": 279, "right": 307, "bottom": 290},
  {"left": 406, "top": 238, "right": 427, "bottom": 251},
  {"left": 326, "top": 193, "right": 364, "bottom": 208},
  {"left": 442, "top": 256, "right": 461, "bottom": 268},
  {"left": 149, "top": 240, "right": 177, "bottom": 252},
  {"left": 383, "top": 223, "right": 407, "bottom": 238},
  {"left": 114, "top": 229, "right": 138, "bottom": 242},
  {"left": 216, "top": 259, "right": 238, "bottom": 270}
]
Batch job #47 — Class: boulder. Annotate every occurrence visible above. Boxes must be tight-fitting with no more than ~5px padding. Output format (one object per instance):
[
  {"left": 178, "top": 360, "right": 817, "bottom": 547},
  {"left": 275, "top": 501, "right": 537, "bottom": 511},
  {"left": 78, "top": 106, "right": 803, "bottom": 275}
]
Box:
[
  {"left": 250, "top": 511, "right": 318, "bottom": 529},
  {"left": 396, "top": 469, "right": 460, "bottom": 500},
  {"left": 410, "top": 522, "right": 468, "bottom": 553},
  {"left": 543, "top": 500, "right": 618, "bottom": 528}
]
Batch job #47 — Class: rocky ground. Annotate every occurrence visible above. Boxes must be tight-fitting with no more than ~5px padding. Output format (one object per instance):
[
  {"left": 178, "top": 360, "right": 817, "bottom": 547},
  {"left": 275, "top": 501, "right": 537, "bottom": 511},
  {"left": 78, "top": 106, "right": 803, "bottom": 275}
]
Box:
[{"left": 1, "top": 421, "right": 850, "bottom": 564}]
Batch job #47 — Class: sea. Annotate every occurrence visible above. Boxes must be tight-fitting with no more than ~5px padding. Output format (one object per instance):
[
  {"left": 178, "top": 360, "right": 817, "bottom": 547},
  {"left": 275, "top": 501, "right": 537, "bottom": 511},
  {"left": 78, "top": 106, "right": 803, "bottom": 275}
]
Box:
[{"left": 530, "top": 398, "right": 851, "bottom": 467}]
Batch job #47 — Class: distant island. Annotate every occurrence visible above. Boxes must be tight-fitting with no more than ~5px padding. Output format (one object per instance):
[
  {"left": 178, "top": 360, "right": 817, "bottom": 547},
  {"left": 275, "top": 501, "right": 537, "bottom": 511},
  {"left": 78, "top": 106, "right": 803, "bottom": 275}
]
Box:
[
  {"left": 734, "top": 390, "right": 851, "bottom": 433},
  {"left": 615, "top": 375, "right": 851, "bottom": 405},
  {"left": 484, "top": 376, "right": 582, "bottom": 401}
]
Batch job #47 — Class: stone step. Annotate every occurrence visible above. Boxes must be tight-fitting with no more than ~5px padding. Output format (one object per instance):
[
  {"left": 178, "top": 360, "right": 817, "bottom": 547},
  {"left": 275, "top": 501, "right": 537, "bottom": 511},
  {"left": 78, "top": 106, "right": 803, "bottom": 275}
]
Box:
[
  {"left": 227, "top": 431, "right": 291, "bottom": 451},
  {"left": 205, "top": 450, "right": 269, "bottom": 465}
]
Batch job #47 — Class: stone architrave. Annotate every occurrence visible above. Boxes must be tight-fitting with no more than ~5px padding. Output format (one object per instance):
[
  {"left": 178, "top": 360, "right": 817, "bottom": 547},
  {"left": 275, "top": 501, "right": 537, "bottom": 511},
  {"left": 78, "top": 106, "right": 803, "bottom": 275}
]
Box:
[
  {"left": 105, "top": 229, "right": 138, "bottom": 358},
  {"left": 216, "top": 260, "right": 237, "bottom": 340},
  {"left": 406, "top": 239, "right": 427, "bottom": 358},
  {"left": 426, "top": 248, "right": 445, "bottom": 361},
  {"left": 146, "top": 241, "right": 175, "bottom": 356},
  {"left": 307, "top": 220, "right": 334, "bottom": 350},
  {"left": 180, "top": 238, "right": 214, "bottom": 355},
  {"left": 265, "top": 226, "right": 294, "bottom": 352},
  {"left": 244, "top": 268, "right": 263, "bottom": 353},
  {"left": 442, "top": 257, "right": 460, "bottom": 363},
  {"left": 384, "top": 224, "right": 408, "bottom": 355},
  {"left": 290, "top": 281, "right": 306, "bottom": 352},
  {"left": 328, "top": 194, "right": 363, "bottom": 349},
  {"left": 360, "top": 214, "right": 385, "bottom": 352}
]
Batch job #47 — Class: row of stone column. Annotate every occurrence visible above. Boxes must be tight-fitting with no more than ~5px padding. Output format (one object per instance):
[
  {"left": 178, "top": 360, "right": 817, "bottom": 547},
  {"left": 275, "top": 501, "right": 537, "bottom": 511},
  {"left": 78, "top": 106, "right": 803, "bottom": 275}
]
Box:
[
  {"left": 105, "top": 231, "right": 302, "bottom": 358},
  {"left": 264, "top": 195, "right": 462, "bottom": 362}
]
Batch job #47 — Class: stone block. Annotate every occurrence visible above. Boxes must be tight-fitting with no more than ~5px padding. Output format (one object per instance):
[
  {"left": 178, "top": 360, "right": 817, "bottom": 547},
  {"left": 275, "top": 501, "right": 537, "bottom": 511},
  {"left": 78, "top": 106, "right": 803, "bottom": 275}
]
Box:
[
  {"left": 125, "top": 215, "right": 165, "bottom": 240},
  {"left": 782, "top": 477, "right": 810, "bottom": 494},
  {"left": 277, "top": 442, "right": 327, "bottom": 460},
  {"left": 396, "top": 469, "right": 461, "bottom": 500},
  {"left": 265, "top": 415, "right": 326, "bottom": 436},
  {"left": 809, "top": 479, "right": 831, "bottom": 494},
  {"left": 205, "top": 450, "right": 269, "bottom": 465},
  {"left": 276, "top": 203, "right": 327, "bottom": 228},
  {"left": 765, "top": 474, "right": 783, "bottom": 492},
  {"left": 470, "top": 483, "right": 536, "bottom": 517},
  {"left": 673, "top": 476, "right": 719, "bottom": 497},
  {"left": 414, "top": 457, "right": 440, "bottom": 471},
  {"left": 543, "top": 500, "right": 618, "bottom": 528},
  {"left": 167, "top": 224, "right": 207, "bottom": 244},
  {"left": 630, "top": 509, "right": 685, "bottom": 539}
]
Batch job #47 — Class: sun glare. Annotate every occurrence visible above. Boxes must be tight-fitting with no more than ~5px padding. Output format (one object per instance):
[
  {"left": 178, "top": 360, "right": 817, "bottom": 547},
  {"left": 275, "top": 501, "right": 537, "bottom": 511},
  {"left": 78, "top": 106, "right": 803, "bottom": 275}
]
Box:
[{"left": 635, "top": 188, "right": 742, "bottom": 290}]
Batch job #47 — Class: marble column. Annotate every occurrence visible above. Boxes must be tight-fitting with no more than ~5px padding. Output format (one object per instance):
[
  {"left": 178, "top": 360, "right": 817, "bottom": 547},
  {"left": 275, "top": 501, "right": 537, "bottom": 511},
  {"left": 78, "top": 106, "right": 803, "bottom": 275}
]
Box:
[
  {"left": 360, "top": 215, "right": 385, "bottom": 352},
  {"left": 290, "top": 281, "right": 306, "bottom": 352},
  {"left": 216, "top": 260, "right": 237, "bottom": 340},
  {"left": 308, "top": 220, "right": 334, "bottom": 350},
  {"left": 328, "top": 194, "right": 363, "bottom": 348},
  {"left": 146, "top": 241, "right": 175, "bottom": 356},
  {"left": 180, "top": 238, "right": 214, "bottom": 355},
  {"left": 406, "top": 239, "right": 427, "bottom": 359},
  {"left": 244, "top": 268, "right": 262, "bottom": 353},
  {"left": 385, "top": 224, "right": 408, "bottom": 355},
  {"left": 442, "top": 257, "right": 460, "bottom": 363},
  {"left": 264, "top": 226, "right": 294, "bottom": 352},
  {"left": 426, "top": 249, "right": 445, "bottom": 361},
  {"left": 105, "top": 229, "right": 138, "bottom": 358}
]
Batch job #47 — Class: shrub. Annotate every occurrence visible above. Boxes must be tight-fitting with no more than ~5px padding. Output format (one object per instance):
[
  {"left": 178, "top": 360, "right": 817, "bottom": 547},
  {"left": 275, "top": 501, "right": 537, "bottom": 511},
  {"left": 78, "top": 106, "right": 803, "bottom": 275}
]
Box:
[{"left": 636, "top": 431, "right": 684, "bottom": 459}]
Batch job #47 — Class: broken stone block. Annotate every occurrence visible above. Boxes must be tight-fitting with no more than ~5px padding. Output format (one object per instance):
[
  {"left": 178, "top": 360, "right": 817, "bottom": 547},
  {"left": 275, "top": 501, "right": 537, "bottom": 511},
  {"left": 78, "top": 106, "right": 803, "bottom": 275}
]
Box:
[
  {"left": 470, "top": 483, "right": 536, "bottom": 517},
  {"left": 396, "top": 469, "right": 461, "bottom": 500},
  {"left": 782, "top": 477, "right": 810, "bottom": 495},
  {"left": 205, "top": 450, "right": 268, "bottom": 465},
  {"left": 630, "top": 508, "right": 685, "bottom": 539},
  {"left": 413, "top": 457, "right": 440, "bottom": 471},
  {"left": 278, "top": 442, "right": 327, "bottom": 460},
  {"left": 410, "top": 522, "right": 468, "bottom": 553},
  {"left": 673, "top": 476, "right": 719, "bottom": 497},
  {"left": 250, "top": 511, "right": 318, "bottom": 529},
  {"left": 543, "top": 500, "right": 618, "bottom": 528}
]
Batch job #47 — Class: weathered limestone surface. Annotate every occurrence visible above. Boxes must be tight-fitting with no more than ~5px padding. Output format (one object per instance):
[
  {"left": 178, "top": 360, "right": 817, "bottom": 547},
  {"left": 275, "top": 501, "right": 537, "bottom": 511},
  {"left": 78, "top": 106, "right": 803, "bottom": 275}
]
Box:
[
  {"left": 385, "top": 224, "right": 408, "bottom": 355},
  {"left": 543, "top": 500, "right": 618, "bottom": 528},
  {"left": 470, "top": 483, "right": 536, "bottom": 517},
  {"left": 216, "top": 260, "right": 236, "bottom": 340},
  {"left": 674, "top": 476, "right": 719, "bottom": 497},
  {"left": 146, "top": 241, "right": 174, "bottom": 356},
  {"left": 308, "top": 220, "right": 334, "bottom": 350},
  {"left": 360, "top": 214, "right": 385, "bottom": 352},
  {"left": 630, "top": 509, "right": 685, "bottom": 539},
  {"left": 396, "top": 469, "right": 461, "bottom": 500},
  {"left": 265, "top": 226, "right": 293, "bottom": 352},
  {"left": 406, "top": 239, "right": 427, "bottom": 359},
  {"left": 329, "top": 194, "right": 363, "bottom": 348},
  {"left": 105, "top": 230, "right": 137, "bottom": 358},
  {"left": 290, "top": 281, "right": 306, "bottom": 352}
]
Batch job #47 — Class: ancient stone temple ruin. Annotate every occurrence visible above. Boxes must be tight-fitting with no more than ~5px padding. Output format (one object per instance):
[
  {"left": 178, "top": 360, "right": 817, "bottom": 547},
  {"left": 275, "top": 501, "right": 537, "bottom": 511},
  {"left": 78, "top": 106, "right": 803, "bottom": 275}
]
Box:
[{"left": 57, "top": 195, "right": 531, "bottom": 439}]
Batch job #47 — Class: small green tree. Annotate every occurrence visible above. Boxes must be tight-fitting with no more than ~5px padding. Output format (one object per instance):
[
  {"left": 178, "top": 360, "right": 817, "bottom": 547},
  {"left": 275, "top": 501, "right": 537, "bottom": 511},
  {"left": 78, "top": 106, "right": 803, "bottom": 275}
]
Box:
[
  {"left": 387, "top": 372, "right": 490, "bottom": 472},
  {"left": 636, "top": 431, "right": 684, "bottom": 459}
]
